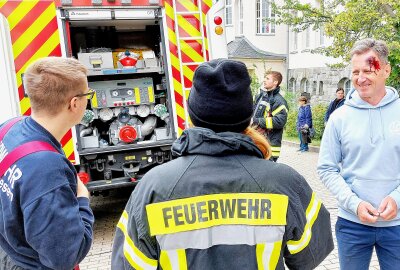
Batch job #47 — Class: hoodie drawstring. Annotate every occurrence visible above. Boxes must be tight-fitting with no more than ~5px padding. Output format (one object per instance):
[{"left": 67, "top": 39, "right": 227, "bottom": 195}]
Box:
[
  {"left": 368, "top": 109, "right": 373, "bottom": 144},
  {"left": 379, "top": 107, "right": 385, "bottom": 140},
  {"left": 368, "top": 107, "right": 386, "bottom": 144}
]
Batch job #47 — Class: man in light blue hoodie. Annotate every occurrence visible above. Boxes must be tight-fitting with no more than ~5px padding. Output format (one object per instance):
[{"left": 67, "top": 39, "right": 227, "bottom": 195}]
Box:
[{"left": 318, "top": 38, "right": 400, "bottom": 270}]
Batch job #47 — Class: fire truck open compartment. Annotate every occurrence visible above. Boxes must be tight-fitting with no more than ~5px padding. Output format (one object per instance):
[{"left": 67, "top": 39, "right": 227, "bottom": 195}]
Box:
[{"left": 61, "top": 9, "right": 176, "bottom": 192}]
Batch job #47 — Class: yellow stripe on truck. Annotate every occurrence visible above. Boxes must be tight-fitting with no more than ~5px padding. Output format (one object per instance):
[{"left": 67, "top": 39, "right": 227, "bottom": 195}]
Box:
[
  {"left": 7, "top": 0, "right": 38, "bottom": 31},
  {"left": 12, "top": 3, "right": 55, "bottom": 59}
]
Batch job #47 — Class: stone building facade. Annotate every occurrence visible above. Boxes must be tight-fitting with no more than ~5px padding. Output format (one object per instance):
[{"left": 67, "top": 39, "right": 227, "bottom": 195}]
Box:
[{"left": 288, "top": 67, "right": 352, "bottom": 104}]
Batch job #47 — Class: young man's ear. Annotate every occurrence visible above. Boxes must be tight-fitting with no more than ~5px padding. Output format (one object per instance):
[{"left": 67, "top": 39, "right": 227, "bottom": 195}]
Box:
[{"left": 68, "top": 97, "right": 78, "bottom": 111}]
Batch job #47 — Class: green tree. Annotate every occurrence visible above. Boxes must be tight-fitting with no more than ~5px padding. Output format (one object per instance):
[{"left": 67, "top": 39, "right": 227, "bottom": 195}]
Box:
[
  {"left": 250, "top": 71, "right": 261, "bottom": 98},
  {"left": 272, "top": 0, "right": 400, "bottom": 89}
]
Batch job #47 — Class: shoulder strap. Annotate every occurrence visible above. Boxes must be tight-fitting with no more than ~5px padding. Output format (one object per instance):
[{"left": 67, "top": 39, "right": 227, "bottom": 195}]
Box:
[
  {"left": 0, "top": 141, "right": 58, "bottom": 178},
  {"left": 0, "top": 117, "right": 24, "bottom": 141},
  {"left": 0, "top": 117, "right": 58, "bottom": 178}
]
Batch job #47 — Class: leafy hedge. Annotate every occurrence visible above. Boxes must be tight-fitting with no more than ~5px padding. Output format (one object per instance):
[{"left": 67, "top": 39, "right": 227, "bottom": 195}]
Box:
[
  {"left": 285, "top": 108, "right": 299, "bottom": 138},
  {"left": 311, "top": 104, "right": 327, "bottom": 140}
]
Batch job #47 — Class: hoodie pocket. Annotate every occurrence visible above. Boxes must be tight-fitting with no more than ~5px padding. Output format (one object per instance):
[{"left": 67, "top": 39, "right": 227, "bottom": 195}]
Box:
[{"left": 351, "top": 178, "right": 400, "bottom": 209}]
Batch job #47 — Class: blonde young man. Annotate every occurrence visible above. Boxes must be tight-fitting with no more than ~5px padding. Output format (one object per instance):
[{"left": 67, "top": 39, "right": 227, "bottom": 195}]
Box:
[
  {"left": 318, "top": 39, "right": 400, "bottom": 270},
  {"left": 253, "top": 71, "right": 288, "bottom": 162},
  {"left": 0, "top": 57, "right": 94, "bottom": 269}
]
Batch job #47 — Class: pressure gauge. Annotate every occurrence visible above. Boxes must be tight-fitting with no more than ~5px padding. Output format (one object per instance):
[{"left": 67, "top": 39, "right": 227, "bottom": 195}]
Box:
[
  {"left": 127, "top": 89, "right": 133, "bottom": 96},
  {"left": 128, "top": 106, "right": 136, "bottom": 115},
  {"left": 112, "top": 90, "right": 119, "bottom": 97},
  {"left": 136, "top": 104, "right": 150, "bottom": 118},
  {"left": 99, "top": 108, "right": 114, "bottom": 121},
  {"left": 113, "top": 107, "right": 121, "bottom": 117}
]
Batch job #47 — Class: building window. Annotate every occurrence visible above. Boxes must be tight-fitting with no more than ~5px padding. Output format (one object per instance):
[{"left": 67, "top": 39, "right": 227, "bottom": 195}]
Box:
[
  {"left": 339, "top": 78, "right": 352, "bottom": 94},
  {"left": 319, "top": 81, "right": 324, "bottom": 95},
  {"left": 225, "top": 0, "right": 233, "bottom": 26},
  {"left": 291, "top": 30, "right": 298, "bottom": 51},
  {"left": 256, "top": 0, "right": 275, "bottom": 34},
  {"left": 239, "top": 0, "right": 243, "bottom": 35},
  {"left": 312, "top": 81, "right": 317, "bottom": 95},
  {"left": 300, "top": 78, "right": 309, "bottom": 93},
  {"left": 303, "top": 27, "right": 310, "bottom": 49},
  {"left": 319, "top": 26, "right": 325, "bottom": 46},
  {"left": 344, "top": 79, "right": 351, "bottom": 94},
  {"left": 289, "top": 78, "right": 296, "bottom": 92}
]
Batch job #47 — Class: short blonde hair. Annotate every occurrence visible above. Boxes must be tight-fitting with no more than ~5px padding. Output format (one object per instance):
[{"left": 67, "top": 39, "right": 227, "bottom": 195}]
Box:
[
  {"left": 265, "top": 71, "right": 283, "bottom": 87},
  {"left": 24, "top": 57, "right": 87, "bottom": 115}
]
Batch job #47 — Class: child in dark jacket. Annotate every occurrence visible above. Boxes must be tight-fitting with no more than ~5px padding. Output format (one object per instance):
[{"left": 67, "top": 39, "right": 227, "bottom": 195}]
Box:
[{"left": 296, "top": 96, "right": 313, "bottom": 152}]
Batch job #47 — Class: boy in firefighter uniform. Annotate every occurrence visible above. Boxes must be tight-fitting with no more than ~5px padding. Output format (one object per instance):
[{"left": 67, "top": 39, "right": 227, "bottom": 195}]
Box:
[
  {"left": 111, "top": 59, "right": 333, "bottom": 269},
  {"left": 0, "top": 57, "right": 94, "bottom": 269},
  {"left": 253, "top": 71, "right": 288, "bottom": 162}
]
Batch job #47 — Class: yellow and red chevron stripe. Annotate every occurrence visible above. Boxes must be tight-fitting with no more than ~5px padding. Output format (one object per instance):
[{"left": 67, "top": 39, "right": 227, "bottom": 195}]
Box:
[
  {"left": 165, "top": 0, "right": 211, "bottom": 135},
  {"left": 53, "top": 0, "right": 164, "bottom": 7},
  {"left": 0, "top": 0, "right": 75, "bottom": 162}
]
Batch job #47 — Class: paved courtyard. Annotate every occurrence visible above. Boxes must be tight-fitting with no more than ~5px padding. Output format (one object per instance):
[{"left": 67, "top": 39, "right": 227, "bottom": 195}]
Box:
[{"left": 79, "top": 143, "right": 381, "bottom": 270}]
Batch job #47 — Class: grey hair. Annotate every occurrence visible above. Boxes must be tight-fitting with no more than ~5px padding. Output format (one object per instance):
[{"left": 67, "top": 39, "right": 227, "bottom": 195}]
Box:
[{"left": 350, "top": 38, "right": 389, "bottom": 64}]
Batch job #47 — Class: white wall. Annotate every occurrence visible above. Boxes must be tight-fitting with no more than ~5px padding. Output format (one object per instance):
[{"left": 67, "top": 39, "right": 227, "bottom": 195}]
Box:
[
  {"left": 288, "top": 28, "right": 339, "bottom": 69},
  {"left": 225, "top": 0, "right": 288, "bottom": 55},
  {"left": 0, "top": 15, "right": 20, "bottom": 123},
  {"left": 241, "top": 58, "right": 286, "bottom": 87}
]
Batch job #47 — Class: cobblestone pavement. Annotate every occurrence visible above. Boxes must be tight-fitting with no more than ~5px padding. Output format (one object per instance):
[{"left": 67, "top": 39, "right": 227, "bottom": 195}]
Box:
[{"left": 79, "top": 143, "right": 381, "bottom": 270}]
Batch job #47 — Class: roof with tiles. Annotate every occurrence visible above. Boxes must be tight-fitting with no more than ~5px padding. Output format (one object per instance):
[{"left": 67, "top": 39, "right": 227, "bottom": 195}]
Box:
[{"left": 228, "top": 36, "right": 286, "bottom": 60}]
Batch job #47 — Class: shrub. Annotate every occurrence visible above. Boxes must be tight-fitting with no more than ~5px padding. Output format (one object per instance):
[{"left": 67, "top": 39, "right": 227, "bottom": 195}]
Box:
[
  {"left": 285, "top": 109, "right": 298, "bottom": 137},
  {"left": 283, "top": 91, "right": 298, "bottom": 111},
  {"left": 311, "top": 103, "right": 327, "bottom": 140},
  {"left": 250, "top": 72, "right": 261, "bottom": 98},
  {"left": 283, "top": 91, "right": 299, "bottom": 138}
]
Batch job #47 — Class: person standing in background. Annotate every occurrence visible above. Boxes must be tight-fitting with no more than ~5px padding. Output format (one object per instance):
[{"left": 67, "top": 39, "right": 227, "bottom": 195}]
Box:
[
  {"left": 318, "top": 38, "right": 400, "bottom": 270},
  {"left": 296, "top": 96, "right": 313, "bottom": 152},
  {"left": 252, "top": 71, "right": 288, "bottom": 162},
  {"left": 324, "top": 87, "right": 345, "bottom": 124}
]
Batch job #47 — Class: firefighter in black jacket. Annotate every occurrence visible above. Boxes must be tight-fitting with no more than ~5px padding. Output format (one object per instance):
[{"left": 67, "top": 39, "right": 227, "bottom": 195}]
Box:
[
  {"left": 111, "top": 59, "right": 333, "bottom": 270},
  {"left": 253, "top": 71, "right": 288, "bottom": 162}
]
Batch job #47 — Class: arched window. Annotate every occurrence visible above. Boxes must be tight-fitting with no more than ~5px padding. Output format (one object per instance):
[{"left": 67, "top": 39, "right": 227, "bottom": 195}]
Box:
[
  {"left": 312, "top": 81, "right": 317, "bottom": 95},
  {"left": 319, "top": 81, "right": 324, "bottom": 95},
  {"left": 300, "top": 78, "right": 309, "bottom": 93},
  {"left": 344, "top": 79, "right": 351, "bottom": 94},
  {"left": 338, "top": 77, "right": 352, "bottom": 94},
  {"left": 289, "top": 78, "right": 296, "bottom": 92}
]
